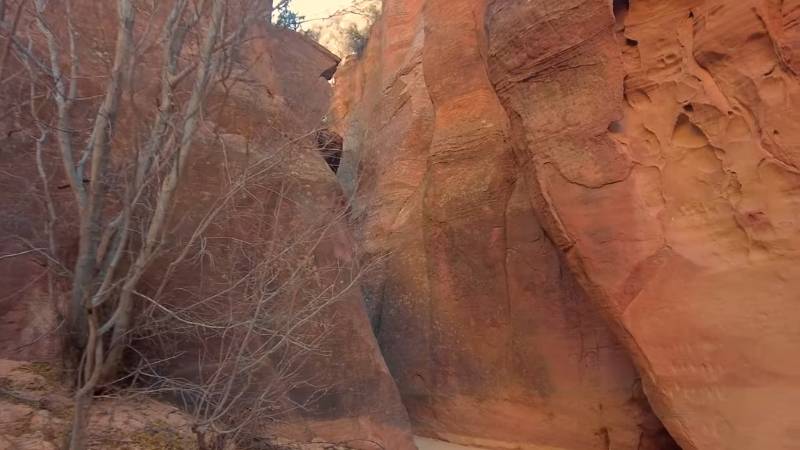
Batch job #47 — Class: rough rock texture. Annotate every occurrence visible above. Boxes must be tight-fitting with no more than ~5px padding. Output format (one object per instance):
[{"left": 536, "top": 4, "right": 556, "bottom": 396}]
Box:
[
  {"left": 0, "top": 359, "right": 367, "bottom": 450},
  {"left": 0, "top": 359, "right": 196, "bottom": 450},
  {"left": 0, "top": 3, "right": 414, "bottom": 449},
  {"left": 488, "top": 0, "right": 800, "bottom": 449},
  {"left": 333, "top": 0, "right": 800, "bottom": 449},
  {"left": 331, "top": 1, "right": 675, "bottom": 449}
]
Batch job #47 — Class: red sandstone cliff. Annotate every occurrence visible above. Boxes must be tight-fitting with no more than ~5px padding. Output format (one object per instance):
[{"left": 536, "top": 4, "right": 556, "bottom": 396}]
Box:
[
  {"left": 2, "top": 0, "right": 797, "bottom": 448},
  {"left": 0, "top": 2, "right": 413, "bottom": 448},
  {"left": 331, "top": 0, "right": 800, "bottom": 449}
]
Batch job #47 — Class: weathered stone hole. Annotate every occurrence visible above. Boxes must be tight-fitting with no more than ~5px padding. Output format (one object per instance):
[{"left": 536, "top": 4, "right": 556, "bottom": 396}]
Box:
[
  {"left": 683, "top": 103, "right": 694, "bottom": 113},
  {"left": 625, "top": 38, "right": 638, "bottom": 47},
  {"left": 608, "top": 120, "right": 624, "bottom": 133},
  {"left": 672, "top": 113, "right": 709, "bottom": 148},
  {"left": 315, "top": 129, "right": 343, "bottom": 173}
]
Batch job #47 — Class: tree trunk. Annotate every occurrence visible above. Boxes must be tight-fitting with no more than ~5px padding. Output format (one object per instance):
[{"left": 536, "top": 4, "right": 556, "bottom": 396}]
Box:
[{"left": 68, "top": 390, "right": 92, "bottom": 450}]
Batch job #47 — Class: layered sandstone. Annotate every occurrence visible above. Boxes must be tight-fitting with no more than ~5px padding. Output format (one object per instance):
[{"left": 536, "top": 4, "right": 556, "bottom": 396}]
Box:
[
  {"left": 488, "top": 1, "right": 800, "bottom": 448},
  {"left": 333, "top": 0, "right": 800, "bottom": 449},
  {"left": 331, "top": 1, "right": 674, "bottom": 449}
]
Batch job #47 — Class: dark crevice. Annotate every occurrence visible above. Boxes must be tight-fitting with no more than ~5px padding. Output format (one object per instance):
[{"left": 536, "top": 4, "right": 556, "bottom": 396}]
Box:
[
  {"left": 320, "top": 62, "right": 338, "bottom": 81},
  {"left": 613, "top": 0, "right": 630, "bottom": 17},
  {"left": 315, "top": 129, "right": 343, "bottom": 173},
  {"left": 613, "top": 0, "right": 630, "bottom": 29}
]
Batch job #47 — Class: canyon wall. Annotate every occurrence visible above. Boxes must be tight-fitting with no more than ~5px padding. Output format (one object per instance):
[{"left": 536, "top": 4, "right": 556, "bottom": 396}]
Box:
[
  {"left": 332, "top": 0, "right": 800, "bottom": 449},
  {"left": 0, "top": 3, "right": 414, "bottom": 448}
]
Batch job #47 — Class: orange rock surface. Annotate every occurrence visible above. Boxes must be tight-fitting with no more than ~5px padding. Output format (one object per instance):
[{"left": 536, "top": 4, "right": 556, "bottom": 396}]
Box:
[
  {"left": 332, "top": 0, "right": 800, "bottom": 449},
  {"left": 331, "top": 0, "right": 673, "bottom": 449}
]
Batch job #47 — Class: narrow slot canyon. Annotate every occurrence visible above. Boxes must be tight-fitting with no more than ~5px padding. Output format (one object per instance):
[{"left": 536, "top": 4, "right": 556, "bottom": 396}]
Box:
[{"left": 1, "top": 1, "right": 798, "bottom": 449}]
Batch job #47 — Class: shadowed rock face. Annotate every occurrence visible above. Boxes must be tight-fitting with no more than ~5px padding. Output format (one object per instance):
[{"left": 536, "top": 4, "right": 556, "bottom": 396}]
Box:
[
  {"left": 332, "top": 0, "right": 800, "bottom": 449},
  {"left": 0, "top": 4, "right": 415, "bottom": 449}
]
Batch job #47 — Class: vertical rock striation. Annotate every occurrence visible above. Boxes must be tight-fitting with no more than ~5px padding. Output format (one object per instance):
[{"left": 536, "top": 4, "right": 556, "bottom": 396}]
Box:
[
  {"left": 332, "top": 1, "right": 675, "bottom": 449},
  {"left": 333, "top": 0, "right": 800, "bottom": 448}
]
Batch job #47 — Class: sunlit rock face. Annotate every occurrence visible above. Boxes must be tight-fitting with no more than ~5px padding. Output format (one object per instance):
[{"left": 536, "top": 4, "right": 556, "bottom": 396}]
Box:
[{"left": 332, "top": 0, "right": 800, "bottom": 449}]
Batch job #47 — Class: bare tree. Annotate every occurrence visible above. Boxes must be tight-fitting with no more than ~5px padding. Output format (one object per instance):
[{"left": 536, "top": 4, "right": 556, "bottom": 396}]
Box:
[
  {"left": 122, "top": 168, "right": 371, "bottom": 449},
  {"left": 0, "top": 0, "right": 360, "bottom": 449}
]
